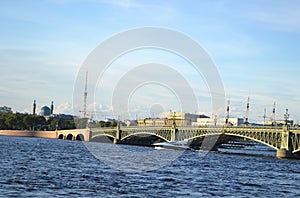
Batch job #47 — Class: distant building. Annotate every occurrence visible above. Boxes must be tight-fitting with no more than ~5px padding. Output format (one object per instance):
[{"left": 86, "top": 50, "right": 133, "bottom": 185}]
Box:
[
  {"left": 137, "top": 113, "right": 210, "bottom": 126},
  {"left": 167, "top": 113, "right": 209, "bottom": 126},
  {"left": 124, "top": 120, "right": 138, "bottom": 126},
  {"left": 39, "top": 101, "right": 55, "bottom": 118},
  {"left": 103, "top": 118, "right": 115, "bottom": 123},
  {"left": 224, "top": 118, "right": 244, "bottom": 126},
  {"left": 50, "top": 114, "right": 74, "bottom": 120},
  {"left": 192, "top": 117, "right": 244, "bottom": 126},
  {"left": 138, "top": 118, "right": 167, "bottom": 126},
  {"left": 0, "top": 106, "right": 13, "bottom": 113},
  {"left": 40, "top": 106, "right": 51, "bottom": 116},
  {"left": 266, "top": 119, "right": 293, "bottom": 126}
]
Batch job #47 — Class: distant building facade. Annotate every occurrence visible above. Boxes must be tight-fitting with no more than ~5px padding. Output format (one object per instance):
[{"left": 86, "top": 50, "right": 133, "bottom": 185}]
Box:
[
  {"left": 40, "top": 106, "right": 51, "bottom": 116},
  {"left": 192, "top": 117, "right": 244, "bottom": 126},
  {"left": 39, "top": 101, "right": 55, "bottom": 118},
  {"left": 124, "top": 120, "right": 138, "bottom": 126},
  {"left": 50, "top": 114, "right": 74, "bottom": 120},
  {"left": 138, "top": 118, "right": 167, "bottom": 126},
  {"left": 166, "top": 113, "right": 209, "bottom": 126},
  {"left": 266, "top": 119, "right": 293, "bottom": 126},
  {"left": 137, "top": 113, "right": 210, "bottom": 127}
]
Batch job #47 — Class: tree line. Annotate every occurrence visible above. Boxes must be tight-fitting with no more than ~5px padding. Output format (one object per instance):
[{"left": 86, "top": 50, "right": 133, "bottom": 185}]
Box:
[{"left": 0, "top": 112, "right": 118, "bottom": 131}]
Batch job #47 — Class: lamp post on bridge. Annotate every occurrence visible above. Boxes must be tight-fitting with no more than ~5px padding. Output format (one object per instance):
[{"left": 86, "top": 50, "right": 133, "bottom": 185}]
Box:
[
  {"left": 213, "top": 114, "right": 217, "bottom": 127},
  {"left": 172, "top": 111, "right": 177, "bottom": 128},
  {"left": 284, "top": 108, "right": 289, "bottom": 127},
  {"left": 170, "top": 111, "right": 178, "bottom": 142},
  {"left": 113, "top": 115, "right": 121, "bottom": 144}
]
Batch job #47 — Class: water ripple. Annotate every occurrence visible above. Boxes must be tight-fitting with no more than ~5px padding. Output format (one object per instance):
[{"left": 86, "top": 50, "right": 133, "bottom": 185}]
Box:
[{"left": 0, "top": 136, "right": 300, "bottom": 197}]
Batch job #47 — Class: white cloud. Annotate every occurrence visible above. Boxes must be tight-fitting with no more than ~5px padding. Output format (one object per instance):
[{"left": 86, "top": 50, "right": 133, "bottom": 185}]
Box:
[{"left": 55, "top": 103, "right": 73, "bottom": 114}]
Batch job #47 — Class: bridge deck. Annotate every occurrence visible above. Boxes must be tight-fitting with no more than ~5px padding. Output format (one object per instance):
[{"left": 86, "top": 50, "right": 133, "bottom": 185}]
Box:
[{"left": 89, "top": 126, "right": 300, "bottom": 154}]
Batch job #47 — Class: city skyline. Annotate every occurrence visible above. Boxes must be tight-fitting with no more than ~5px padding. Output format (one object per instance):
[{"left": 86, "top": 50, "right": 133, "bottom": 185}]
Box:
[{"left": 1, "top": 0, "right": 300, "bottom": 123}]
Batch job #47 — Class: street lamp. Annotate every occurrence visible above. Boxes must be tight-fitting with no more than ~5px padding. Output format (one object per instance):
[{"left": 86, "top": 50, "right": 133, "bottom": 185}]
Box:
[
  {"left": 284, "top": 108, "right": 289, "bottom": 126},
  {"left": 172, "top": 111, "right": 176, "bottom": 127}
]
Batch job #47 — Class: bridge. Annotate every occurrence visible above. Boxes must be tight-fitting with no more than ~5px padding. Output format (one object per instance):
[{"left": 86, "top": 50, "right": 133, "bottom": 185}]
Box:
[
  {"left": 1, "top": 125, "right": 299, "bottom": 158},
  {"left": 79, "top": 124, "right": 299, "bottom": 159},
  {"left": 3, "top": 124, "right": 299, "bottom": 158},
  {"left": 50, "top": 122, "right": 300, "bottom": 159}
]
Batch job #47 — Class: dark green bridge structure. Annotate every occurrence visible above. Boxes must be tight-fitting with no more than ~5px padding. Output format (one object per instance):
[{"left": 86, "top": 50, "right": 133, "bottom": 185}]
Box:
[{"left": 56, "top": 125, "right": 300, "bottom": 159}]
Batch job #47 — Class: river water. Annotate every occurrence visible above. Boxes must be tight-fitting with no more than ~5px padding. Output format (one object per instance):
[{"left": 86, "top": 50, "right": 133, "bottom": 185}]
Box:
[{"left": 0, "top": 136, "right": 300, "bottom": 197}]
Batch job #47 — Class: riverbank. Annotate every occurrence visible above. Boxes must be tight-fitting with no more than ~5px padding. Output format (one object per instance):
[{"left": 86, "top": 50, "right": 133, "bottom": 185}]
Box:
[{"left": 0, "top": 130, "right": 57, "bottom": 139}]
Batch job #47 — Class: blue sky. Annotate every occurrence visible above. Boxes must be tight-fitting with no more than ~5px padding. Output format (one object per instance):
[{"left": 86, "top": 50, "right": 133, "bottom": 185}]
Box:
[{"left": 1, "top": 0, "right": 300, "bottom": 123}]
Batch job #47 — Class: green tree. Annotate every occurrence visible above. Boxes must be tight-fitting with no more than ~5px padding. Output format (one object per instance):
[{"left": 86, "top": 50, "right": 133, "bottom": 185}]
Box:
[
  {"left": 34, "top": 116, "right": 46, "bottom": 130},
  {"left": 110, "top": 120, "right": 118, "bottom": 127},
  {"left": 75, "top": 118, "right": 89, "bottom": 129},
  {"left": 0, "top": 114, "right": 8, "bottom": 129},
  {"left": 23, "top": 114, "right": 35, "bottom": 130},
  {"left": 5, "top": 113, "right": 17, "bottom": 129}
]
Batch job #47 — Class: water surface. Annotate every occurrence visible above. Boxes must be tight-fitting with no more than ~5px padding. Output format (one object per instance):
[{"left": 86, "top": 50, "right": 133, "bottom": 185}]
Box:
[{"left": 0, "top": 136, "right": 299, "bottom": 197}]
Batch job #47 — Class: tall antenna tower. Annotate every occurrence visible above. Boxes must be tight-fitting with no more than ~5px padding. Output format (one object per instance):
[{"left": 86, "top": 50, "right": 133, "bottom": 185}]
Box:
[
  {"left": 225, "top": 100, "right": 230, "bottom": 125},
  {"left": 83, "top": 70, "right": 88, "bottom": 118},
  {"left": 271, "top": 101, "right": 276, "bottom": 126},
  {"left": 244, "top": 96, "right": 250, "bottom": 125}
]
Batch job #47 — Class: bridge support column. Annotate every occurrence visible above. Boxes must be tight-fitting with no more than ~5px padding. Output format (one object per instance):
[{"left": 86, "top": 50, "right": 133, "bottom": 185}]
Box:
[
  {"left": 114, "top": 127, "right": 121, "bottom": 144},
  {"left": 276, "top": 149, "right": 292, "bottom": 158},
  {"left": 85, "top": 128, "right": 91, "bottom": 142},
  {"left": 170, "top": 128, "right": 178, "bottom": 142},
  {"left": 277, "top": 125, "right": 293, "bottom": 158},
  {"left": 113, "top": 139, "right": 121, "bottom": 144},
  {"left": 170, "top": 116, "right": 178, "bottom": 142}
]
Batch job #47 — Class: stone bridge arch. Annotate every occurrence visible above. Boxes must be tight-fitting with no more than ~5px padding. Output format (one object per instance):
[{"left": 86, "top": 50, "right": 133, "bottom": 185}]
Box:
[
  {"left": 66, "top": 134, "right": 74, "bottom": 140},
  {"left": 57, "top": 129, "right": 90, "bottom": 141},
  {"left": 58, "top": 134, "right": 64, "bottom": 139},
  {"left": 75, "top": 134, "right": 85, "bottom": 141}
]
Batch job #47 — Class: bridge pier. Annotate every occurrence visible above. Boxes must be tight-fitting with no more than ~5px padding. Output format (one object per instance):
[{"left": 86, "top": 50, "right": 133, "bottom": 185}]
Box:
[
  {"left": 277, "top": 124, "right": 293, "bottom": 159},
  {"left": 170, "top": 126, "right": 178, "bottom": 142},
  {"left": 276, "top": 149, "right": 292, "bottom": 158},
  {"left": 113, "top": 139, "right": 121, "bottom": 144},
  {"left": 113, "top": 127, "right": 121, "bottom": 144}
]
